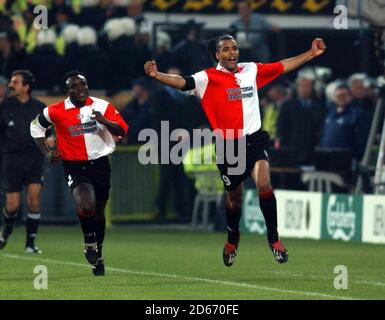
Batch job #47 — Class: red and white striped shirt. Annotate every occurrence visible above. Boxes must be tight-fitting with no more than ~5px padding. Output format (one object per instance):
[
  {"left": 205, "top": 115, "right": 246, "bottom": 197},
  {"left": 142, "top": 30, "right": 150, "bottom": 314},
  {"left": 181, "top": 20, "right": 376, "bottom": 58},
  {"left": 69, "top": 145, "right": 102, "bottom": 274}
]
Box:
[
  {"left": 191, "top": 62, "right": 284, "bottom": 139},
  {"left": 31, "top": 96, "right": 128, "bottom": 161}
]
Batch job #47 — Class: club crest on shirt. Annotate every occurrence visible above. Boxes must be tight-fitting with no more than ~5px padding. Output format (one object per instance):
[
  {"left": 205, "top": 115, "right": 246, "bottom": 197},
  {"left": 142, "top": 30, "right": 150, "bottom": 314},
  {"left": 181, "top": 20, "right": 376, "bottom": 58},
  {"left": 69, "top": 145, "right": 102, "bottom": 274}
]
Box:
[
  {"left": 76, "top": 113, "right": 84, "bottom": 120},
  {"left": 235, "top": 78, "right": 241, "bottom": 85}
]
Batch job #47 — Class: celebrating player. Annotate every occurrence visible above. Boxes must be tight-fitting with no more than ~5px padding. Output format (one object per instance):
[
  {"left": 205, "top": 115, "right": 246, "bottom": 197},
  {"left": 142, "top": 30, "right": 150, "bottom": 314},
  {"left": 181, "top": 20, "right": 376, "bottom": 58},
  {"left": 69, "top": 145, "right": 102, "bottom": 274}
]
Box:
[
  {"left": 144, "top": 35, "right": 326, "bottom": 266},
  {"left": 30, "top": 71, "right": 128, "bottom": 276}
]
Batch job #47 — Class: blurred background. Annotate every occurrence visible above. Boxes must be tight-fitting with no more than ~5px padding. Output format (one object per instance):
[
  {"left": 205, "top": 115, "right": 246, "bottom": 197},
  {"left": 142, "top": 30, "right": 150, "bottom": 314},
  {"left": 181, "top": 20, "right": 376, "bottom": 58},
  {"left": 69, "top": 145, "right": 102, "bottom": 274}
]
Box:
[{"left": 0, "top": 0, "right": 384, "bottom": 230}]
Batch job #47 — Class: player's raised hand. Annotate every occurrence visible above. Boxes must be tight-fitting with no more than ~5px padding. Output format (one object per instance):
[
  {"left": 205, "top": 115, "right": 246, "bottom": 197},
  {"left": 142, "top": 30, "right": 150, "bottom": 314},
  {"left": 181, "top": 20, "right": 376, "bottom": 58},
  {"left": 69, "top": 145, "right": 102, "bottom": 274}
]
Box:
[
  {"left": 91, "top": 110, "right": 106, "bottom": 124},
  {"left": 310, "top": 38, "right": 326, "bottom": 57},
  {"left": 144, "top": 60, "right": 158, "bottom": 78}
]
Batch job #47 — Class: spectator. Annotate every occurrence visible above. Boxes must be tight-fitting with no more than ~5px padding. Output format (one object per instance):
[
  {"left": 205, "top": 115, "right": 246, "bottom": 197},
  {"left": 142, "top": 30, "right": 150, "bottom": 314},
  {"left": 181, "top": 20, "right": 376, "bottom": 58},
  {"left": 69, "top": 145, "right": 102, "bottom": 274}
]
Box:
[
  {"left": 276, "top": 71, "right": 326, "bottom": 166},
  {"left": 121, "top": 76, "right": 153, "bottom": 144},
  {"left": 131, "top": 15, "right": 152, "bottom": 84},
  {"left": 348, "top": 73, "right": 374, "bottom": 161},
  {"left": 152, "top": 30, "right": 172, "bottom": 73},
  {"left": 75, "top": 0, "right": 107, "bottom": 30},
  {"left": 61, "top": 24, "right": 80, "bottom": 64},
  {"left": 230, "top": 0, "right": 277, "bottom": 62},
  {"left": 348, "top": 73, "right": 373, "bottom": 109},
  {"left": 12, "top": 5, "right": 38, "bottom": 54},
  {"left": 127, "top": 0, "right": 149, "bottom": 33},
  {"left": 261, "top": 83, "right": 287, "bottom": 141},
  {"left": 125, "top": 0, "right": 152, "bottom": 71},
  {"left": 171, "top": 19, "right": 212, "bottom": 75},
  {"left": 50, "top": 5, "right": 74, "bottom": 55},
  {"left": 106, "top": 0, "right": 131, "bottom": 18},
  {"left": 319, "top": 85, "right": 360, "bottom": 159},
  {"left": 49, "top": 1, "right": 73, "bottom": 29},
  {"left": 29, "top": 29, "right": 66, "bottom": 91},
  {"left": 104, "top": 17, "right": 138, "bottom": 91},
  {"left": 73, "top": 26, "right": 110, "bottom": 90},
  {"left": 313, "top": 66, "right": 332, "bottom": 102},
  {"left": 0, "top": 31, "right": 28, "bottom": 78},
  {"left": 325, "top": 79, "right": 344, "bottom": 110}
]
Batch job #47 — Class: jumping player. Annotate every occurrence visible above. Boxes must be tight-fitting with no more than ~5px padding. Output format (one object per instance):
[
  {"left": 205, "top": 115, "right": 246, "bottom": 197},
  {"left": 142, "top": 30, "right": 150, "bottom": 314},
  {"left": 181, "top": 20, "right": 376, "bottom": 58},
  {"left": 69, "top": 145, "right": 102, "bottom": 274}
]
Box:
[{"left": 144, "top": 35, "right": 326, "bottom": 266}]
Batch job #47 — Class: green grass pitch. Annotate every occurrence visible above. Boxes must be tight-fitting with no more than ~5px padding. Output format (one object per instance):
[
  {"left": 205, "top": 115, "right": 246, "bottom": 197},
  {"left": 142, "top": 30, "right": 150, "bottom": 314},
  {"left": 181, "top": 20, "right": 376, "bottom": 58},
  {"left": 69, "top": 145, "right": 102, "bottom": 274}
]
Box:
[{"left": 0, "top": 225, "right": 384, "bottom": 300}]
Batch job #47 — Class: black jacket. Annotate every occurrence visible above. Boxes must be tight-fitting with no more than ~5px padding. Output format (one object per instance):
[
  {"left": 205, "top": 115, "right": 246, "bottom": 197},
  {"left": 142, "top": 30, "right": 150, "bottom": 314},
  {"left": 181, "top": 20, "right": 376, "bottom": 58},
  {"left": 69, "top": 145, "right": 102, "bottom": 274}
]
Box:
[
  {"left": 277, "top": 97, "right": 326, "bottom": 165},
  {"left": 0, "top": 96, "right": 46, "bottom": 153}
]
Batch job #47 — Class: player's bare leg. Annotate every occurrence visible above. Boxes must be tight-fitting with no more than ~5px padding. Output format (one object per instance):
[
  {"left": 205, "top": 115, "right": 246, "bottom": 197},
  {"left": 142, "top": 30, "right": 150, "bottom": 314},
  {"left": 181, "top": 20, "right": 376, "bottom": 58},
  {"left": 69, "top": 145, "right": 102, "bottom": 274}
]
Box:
[
  {"left": 0, "top": 192, "right": 21, "bottom": 249},
  {"left": 251, "top": 160, "right": 288, "bottom": 264},
  {"left": 223, "top": 183, "right": 243, "bottom": 267}
]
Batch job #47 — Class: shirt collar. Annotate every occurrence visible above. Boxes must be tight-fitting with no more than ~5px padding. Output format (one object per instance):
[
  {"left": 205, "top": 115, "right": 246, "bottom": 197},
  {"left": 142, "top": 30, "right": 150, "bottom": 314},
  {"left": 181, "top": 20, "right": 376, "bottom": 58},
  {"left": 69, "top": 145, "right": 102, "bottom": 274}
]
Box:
[
  {"left": 216, "top": 63, "right": 243, "bottom": 74},
  {"left": 64, "top": 96, "right": 94, "bottom": 109}
]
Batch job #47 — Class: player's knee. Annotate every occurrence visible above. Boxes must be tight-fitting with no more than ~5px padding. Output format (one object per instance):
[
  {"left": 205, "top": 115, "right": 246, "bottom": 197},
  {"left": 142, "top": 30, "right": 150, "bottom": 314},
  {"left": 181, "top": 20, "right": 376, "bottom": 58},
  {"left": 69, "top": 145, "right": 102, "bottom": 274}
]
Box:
[
  {"left": 257, "top": 179, "right": 271, "bottom": 193},
  {"left": 3, "top": 207, "right": 18, "bottom": 217},
  {"left": 27, "top": 199, "right": 40, "bottom": 212},
  {"left": 77, "top": 203, "right": 96, "bottom": 218},
  {"left": 6, "top": 202, "right": 20, "bottom": 215}
]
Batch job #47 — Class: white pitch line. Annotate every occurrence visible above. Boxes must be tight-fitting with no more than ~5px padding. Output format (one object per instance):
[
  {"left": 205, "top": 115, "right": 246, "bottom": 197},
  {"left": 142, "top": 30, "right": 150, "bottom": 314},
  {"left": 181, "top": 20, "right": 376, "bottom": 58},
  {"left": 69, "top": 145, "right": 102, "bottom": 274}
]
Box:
[
  {"left": 355, "top": 280, "right": 385, "bottom": 287},
  {"left": 2, "top": 253, "right": 359, "bottom": 300},
  {"left": 256, "top": 270, "right": 385, "bottom": 288}
]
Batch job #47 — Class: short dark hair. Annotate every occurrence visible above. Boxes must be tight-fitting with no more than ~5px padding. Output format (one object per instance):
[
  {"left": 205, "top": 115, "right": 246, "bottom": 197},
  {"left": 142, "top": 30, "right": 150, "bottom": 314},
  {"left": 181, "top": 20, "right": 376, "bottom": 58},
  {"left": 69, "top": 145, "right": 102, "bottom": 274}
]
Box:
[
  {"left": 62, "top": 70, "right": 87, "bottom": 91},
  {"left": 11, "top": 69, "right": 35, "bottom": 94},
  {"left": 207, "top": 34, "right": 236, "bottom": 62}
]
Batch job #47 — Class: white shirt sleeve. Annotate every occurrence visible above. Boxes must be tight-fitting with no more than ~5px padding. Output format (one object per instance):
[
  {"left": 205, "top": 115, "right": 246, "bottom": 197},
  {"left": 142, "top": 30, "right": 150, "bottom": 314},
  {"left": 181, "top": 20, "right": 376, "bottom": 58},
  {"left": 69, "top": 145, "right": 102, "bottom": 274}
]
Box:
[
  {"left": 30, "top": 107, "right": 52, "bottom": 138},
  {"left": 191, "top": 71, "right": 209, "bottom": 99}
]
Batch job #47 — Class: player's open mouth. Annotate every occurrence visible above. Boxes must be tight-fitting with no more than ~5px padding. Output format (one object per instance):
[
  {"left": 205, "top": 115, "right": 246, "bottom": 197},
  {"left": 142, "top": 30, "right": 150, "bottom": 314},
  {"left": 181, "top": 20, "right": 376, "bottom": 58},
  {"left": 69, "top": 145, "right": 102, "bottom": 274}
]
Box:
[{"left": 228, "top": 58, "right": 237, "bottom": 63}]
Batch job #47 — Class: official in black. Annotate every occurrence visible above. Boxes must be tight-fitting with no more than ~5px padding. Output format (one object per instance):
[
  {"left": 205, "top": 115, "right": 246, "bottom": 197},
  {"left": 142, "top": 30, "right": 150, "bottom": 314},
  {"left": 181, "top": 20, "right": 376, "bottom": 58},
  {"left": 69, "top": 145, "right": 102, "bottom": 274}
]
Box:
[{"left": 0, "top": 70, "right": 46, "bottom": 253}]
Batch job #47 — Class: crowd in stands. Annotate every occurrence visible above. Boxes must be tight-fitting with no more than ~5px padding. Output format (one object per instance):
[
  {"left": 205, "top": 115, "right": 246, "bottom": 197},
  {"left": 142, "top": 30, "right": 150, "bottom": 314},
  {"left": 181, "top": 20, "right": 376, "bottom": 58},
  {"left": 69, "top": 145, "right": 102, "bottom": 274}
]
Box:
[
  {"left": 0, "top": 0, "right": 217, "bottom": 93},
  {"left": 0, "top": 0, "right": 282, "bottom": 93}
]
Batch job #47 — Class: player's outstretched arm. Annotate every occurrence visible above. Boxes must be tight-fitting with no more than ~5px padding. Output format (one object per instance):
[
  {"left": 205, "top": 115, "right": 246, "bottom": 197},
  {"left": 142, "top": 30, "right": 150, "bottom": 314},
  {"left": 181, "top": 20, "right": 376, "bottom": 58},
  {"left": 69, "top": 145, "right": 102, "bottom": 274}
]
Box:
[
  {"left": 280, "top": 38, "right": 326, "bottom": 74},
  {"left": 144, "top": 60, "right": 187, "bottom": 89}
]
